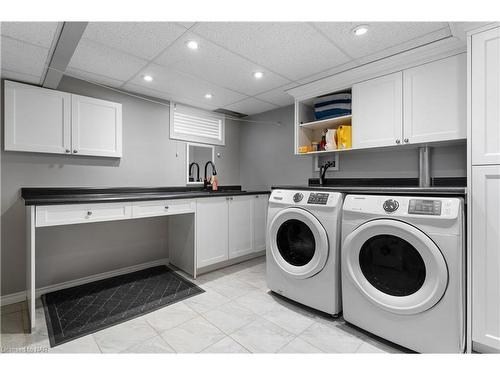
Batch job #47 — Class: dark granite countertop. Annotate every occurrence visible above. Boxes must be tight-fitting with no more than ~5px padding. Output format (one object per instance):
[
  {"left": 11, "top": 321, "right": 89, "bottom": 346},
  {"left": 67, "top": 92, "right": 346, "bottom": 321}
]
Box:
[
  {"left": 272, "top": 177, "right": 467, "bottom": 196},
  {"left": 21, "top": 186, "right": 270, "bottom": 206}
]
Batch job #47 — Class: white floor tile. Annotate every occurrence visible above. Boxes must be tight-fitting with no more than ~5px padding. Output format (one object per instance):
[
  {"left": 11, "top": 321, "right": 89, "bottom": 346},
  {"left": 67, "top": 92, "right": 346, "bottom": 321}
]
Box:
[
  {"left": 202, "top": 301, "right": 258, "bottom": 334},
  {"left": 205, "top": 277, "right": 258, "bottom": 300},
  {"left": 230, "top": 317, "right": 294, "bottom": 353},
  {"left": 299, "top": 322, "right": 365, "bottom": 353},
  {"left": 260, "top": 303, "right": 315, "bottom": 335},
  {"left": 93, "top": 317, "right": 157, "bottom": 353},
  {"left": 161, "top": 316, "right": 225, "bottom": 353},
  {"left": 144, "top": 302, "right": 199, "bottom": 333},
  {"left": 278, "top": 337, "right": 324, "bottom": 353},
  {"left": 202, "top": 336, "right": 249, "bottom": 353},
  {"left": 234, "top": 290, "right": 278, "bottom": 315},
  {"left": 50, "top": 335, "right": 101, "bottom": 353},
  {"left": 123, "top": 335, "right": 175, "bottom": 353},
  {"left": 183, "top": 288, "right": 231, "bottom": 314}
]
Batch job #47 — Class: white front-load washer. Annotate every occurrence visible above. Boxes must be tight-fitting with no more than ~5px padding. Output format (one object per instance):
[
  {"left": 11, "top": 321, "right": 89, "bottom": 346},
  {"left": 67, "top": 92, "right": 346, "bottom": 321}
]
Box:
[
  {"left": 341, "top": 194, "right": 465, "bottom": 353},
  {"left": 266, "top": 189, "right": 343, "bottom": 315}
]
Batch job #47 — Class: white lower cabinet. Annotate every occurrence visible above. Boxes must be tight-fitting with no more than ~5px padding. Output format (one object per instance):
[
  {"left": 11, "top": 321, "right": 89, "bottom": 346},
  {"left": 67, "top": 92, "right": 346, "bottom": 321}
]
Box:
[
  {"left": 253, "top": 194, "right": 268, "bottom": 251},
  {"left": 472, "top": 165, "right": 500, "bottom": 352},
  {"left": 228, "top": 196, "right": 254, "bottom": 258},
  {"left": 196, "top": 197, "right": 229, "bottom": 268},
  {"left": 196, "top": 194, "right": 269, "bottom": 269}
]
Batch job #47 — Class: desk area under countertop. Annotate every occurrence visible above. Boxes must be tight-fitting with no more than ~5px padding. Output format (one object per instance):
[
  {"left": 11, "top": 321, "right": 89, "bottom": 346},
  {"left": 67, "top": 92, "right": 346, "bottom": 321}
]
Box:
[{"left": 21, "top": 186, "right": 270, "bottom": 332}]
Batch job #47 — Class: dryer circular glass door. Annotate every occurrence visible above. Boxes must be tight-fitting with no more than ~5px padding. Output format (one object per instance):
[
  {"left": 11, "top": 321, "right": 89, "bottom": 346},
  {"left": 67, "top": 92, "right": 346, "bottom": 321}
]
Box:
[
  {"left": 343, "top": 219, "right": 448, "bottom": 315},
  {"left": 269, "top": 207, "right": 329, "bottom": 279}
]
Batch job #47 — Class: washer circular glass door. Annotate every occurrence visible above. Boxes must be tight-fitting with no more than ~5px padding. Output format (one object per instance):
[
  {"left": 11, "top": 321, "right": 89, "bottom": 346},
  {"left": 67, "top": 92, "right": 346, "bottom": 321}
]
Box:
[
  {"left": 343, "top": 219, "right": 448, "bottom": 315},
  {"left": 269, "top": 208, "right": 329, "bottom": 279}
]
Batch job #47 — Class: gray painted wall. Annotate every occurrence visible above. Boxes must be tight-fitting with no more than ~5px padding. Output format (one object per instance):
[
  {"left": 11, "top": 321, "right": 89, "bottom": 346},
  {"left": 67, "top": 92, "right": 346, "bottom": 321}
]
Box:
[
  {"left": 239, "top": 105, "right": 466, "bottom": 190},
  {"left": 1, "top": 76, "right": 240, "bottom": 295}
]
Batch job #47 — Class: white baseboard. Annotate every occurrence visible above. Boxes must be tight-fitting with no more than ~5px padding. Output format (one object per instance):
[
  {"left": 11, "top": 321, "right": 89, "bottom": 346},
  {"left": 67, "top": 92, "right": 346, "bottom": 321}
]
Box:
[{"left": 0, "top": 258, "right": 169, "bottom": 307}]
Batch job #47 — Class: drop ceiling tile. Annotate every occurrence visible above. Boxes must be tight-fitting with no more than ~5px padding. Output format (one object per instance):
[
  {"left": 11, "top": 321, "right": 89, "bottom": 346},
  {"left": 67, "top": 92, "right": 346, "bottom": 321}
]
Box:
[
  {"left": 312, "top": 22, "right": 450, "bottom": 60},
  {"left": 82, "top": 22, "right": 187, "bottom": 60},
  {"left": 296, "top": 59, "right": 360, "bottom": 84},
  {"left": 192, "top": 22, "right": 351, "bottom": 81},
  {"left": 0, "top": 22, "right": 59, "bottom": 48},
  {"left": 225, "top": 97, "right": 278, "bottom": 116},
  {"left": 128, "top": 63, "right": 246, "bottom": 108},
  {"left": 154, "top": 31, "right": 291, "bottom": 96},
  {"left": 68, "top": 38, "right": 148, "bottom": 81},
  {"left": 254, "top": 84, "right": 296, "bottom": 107},
  {"left": 64, "top": 67, "right": 125, "bottom": 87},
  {"left": 1, "top": 69, "right": 40, "bottom": 84},
  {"left": 123, "top": 83, "right": 218, "bottom": 111},
  {"left": 0, "top": 36, "right": 48, "bottom": 79}
]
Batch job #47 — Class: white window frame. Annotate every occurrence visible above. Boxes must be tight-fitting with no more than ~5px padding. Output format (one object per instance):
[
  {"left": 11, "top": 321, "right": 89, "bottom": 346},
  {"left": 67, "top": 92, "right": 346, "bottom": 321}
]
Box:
[{"left": 170, "top": 102, "right": 225, "bottom": 146}]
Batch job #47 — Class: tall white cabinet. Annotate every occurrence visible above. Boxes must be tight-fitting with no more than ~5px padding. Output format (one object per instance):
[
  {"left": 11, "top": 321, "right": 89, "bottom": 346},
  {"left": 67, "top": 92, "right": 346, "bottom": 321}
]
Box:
[
  {"left": 469, "top": 25, "right": 500, "bottom": 353},
  {"left": 4, "top": 81, "right": 122, "bottom": 158}
]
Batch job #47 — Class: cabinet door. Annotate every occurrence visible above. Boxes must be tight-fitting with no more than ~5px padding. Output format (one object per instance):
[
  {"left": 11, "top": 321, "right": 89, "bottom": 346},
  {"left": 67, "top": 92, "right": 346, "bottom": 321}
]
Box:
[
  {"left": 472, "top": 27, "right": 500, "bottom": 165},
  {"left": 253, "top": 195, "right": 268, "bottom": 252},
  {"left": 228, "top": 196, "right": 254, "bottom": 258},
  {"left": 403, "top": 54, "right": 466, "bottom": 144},
  {"left": 196, "top": 198, "right": 228, "bottom": 268},
  {"left": 71, "top": 94, "right": 122, "bottom": 157},
  {"left": 472, "top": 165, "right": 500, "bottom": 352},
  {"left": 4, "top": 81, "right": 71, "bottom": 154},
  {"left": 352, "top": 72, "right": 403, "bottom": 149}
]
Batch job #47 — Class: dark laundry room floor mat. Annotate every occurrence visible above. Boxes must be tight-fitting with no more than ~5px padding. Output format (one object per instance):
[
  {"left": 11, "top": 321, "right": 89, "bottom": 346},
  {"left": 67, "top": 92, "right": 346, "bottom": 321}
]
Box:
[{"left": 42, "top": 265, "right": 204, "bottom": 347}]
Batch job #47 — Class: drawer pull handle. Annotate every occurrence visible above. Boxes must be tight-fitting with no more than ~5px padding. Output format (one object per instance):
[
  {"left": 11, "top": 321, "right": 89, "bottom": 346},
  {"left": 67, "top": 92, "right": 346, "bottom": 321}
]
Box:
[
  {"left": 404, "top": 138, "right": 409, "bottom": 143},
  {"left": 395, "top": 139, "right": 401, "bottom": 144},
  {"left": 73, "top": 150, "right": 78, "bottom": 153},
  {"left": 87, "top": 211, "right": 93, "bottom": 217},
  {"left": 164, "top": 206, "right": 169, "bottom": 210}
]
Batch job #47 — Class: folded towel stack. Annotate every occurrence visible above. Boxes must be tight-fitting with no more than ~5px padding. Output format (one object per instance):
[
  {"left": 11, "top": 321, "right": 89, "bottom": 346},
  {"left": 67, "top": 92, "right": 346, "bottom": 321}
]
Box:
[{"left": 313, "top": 92, "right": 352, "bottom": 120}]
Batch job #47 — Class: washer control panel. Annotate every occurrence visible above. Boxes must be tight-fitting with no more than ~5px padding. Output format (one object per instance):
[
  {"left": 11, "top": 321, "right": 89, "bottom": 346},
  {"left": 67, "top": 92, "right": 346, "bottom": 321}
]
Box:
[
  {"left": 383, "top": 199, "right": 399, "bottom": 212},
  {"left": 292, "top": 192, "right": 304, "bottom": 203},
  {"left": 408, "top": 199, "right": 442, "bottom": 216},
  {"left": 307, "top": 193, "right": 329, "bottom": 205}
]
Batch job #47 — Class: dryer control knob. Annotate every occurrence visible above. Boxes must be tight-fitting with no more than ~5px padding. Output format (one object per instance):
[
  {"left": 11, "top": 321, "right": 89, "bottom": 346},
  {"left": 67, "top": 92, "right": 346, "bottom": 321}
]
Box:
[
  {"left": 383, "top": 199, "right": 399, "bottom": 213},
  {"left": 293, "top": 193, "right": 304, "bottom": 203}
]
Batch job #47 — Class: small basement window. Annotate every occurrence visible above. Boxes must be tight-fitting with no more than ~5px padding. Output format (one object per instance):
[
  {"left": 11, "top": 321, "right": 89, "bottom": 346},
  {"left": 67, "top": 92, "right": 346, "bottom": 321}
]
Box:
[{"left": 170, "top": 102, "right": 225, "bottom": 146}]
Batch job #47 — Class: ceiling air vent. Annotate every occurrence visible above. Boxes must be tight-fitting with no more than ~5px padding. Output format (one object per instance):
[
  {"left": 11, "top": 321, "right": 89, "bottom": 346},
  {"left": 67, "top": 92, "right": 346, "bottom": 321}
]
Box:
[{"left": 214, "top": 108, "right": 247, "bottom": 118}]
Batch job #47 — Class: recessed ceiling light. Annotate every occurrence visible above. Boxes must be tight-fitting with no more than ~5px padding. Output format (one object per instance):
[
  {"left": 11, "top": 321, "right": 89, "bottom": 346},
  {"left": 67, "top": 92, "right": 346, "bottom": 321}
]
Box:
[
  {"left": 253, "top": 71, "right": 264, "bottom": 79},
  {"left": 204, "top": 93, "right": 213, "bottom": 99},
  {"left": 352, "top": 25, "right": 369, "bottom": 36},
  {"left": 143, "top": 75, "right": 153, "bottom": 82},
  {"left": 186, "top": 40, "right": 199, "bottom": 50}
]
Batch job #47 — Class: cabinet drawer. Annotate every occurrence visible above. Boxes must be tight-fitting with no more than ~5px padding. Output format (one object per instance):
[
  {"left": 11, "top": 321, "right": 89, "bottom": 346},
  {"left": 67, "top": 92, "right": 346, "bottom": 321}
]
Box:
[
  {"left": 36, "top": 202, "right": 132, "bottom": 227},
  {"left": 132, "top": 199, "right": 195, "bottom": 218}
]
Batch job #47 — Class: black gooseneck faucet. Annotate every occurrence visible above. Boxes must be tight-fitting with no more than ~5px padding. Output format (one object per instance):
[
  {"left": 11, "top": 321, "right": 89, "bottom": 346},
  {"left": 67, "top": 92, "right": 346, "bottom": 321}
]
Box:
[
  {"left": 319, "top": 161, "right": 335, "bottom": 186},
  {"left": 204, "top": 161, "right": 217, "bottom": 190},
  {"left": 189, "top": 162, "right": 200, "bottom": 182}
]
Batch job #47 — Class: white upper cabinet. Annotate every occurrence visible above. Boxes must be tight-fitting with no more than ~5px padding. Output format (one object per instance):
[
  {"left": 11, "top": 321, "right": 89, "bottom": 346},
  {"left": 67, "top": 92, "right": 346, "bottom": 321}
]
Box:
[
  {"left": 71, "top": 95, "right": 122, "bottom": 157},
  {"left": 3, "top": 81, "right": 122, "bottom": 158},
  {"left": 4, "top": 81, "right": 71, "bottom": 154},
  {"left": 352, "top": 72, "right": 403, "bottom": 149},
  {"left": 253, "top": 194, "right": 268, "bottom": 252},
  {"left": 403, "top": 54, "right": 466, "bottom": 144},
  {"left": 472, "top": 27, "right": 500, "bottom": 165},
  {"left": 228, "top": 196, "right": 254, "bottom": 258}
]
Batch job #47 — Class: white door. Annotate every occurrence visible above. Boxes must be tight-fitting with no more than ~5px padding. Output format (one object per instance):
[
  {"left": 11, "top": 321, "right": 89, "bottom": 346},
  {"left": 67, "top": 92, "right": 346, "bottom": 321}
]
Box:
[
  {"left": 352, "top": 72, "right": 403, "bottom": 149},
  {"left": 228, "top": 196, "right": 254, "bottom": 258},
  {"left": 71, "top": 94, "right": 122, "bottom": 157},
  {"left": 472, "top": 165, "right": 500, "bottom": 352},
  {"left": 253, "top": 195, "right": 268, "bottom": 252},
  {"left": 342, "top": 219, "right": 448, "bottom": 315},
  {"left": 196, "top": 197, "right": 229, "bottom": 268},
  {"left": 4, "top": 81, "right": 71, "bottom": 154},
  {"left": 268, "top": 207, "right": 329, "bottom": 279},
  {"left": 403, "top": 54, "right": 466, "bottom": 144},
  {"left": 472, "top": 27, "right": 500, "bottom": 165}
]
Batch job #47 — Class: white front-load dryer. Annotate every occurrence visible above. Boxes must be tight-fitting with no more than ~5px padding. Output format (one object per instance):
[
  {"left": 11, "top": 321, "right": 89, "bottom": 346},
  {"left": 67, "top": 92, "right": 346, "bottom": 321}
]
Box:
[
  {"left": 266, "top": 189, "right": 343, "bottom": 315},
  {"left": 341, "top": 194, "right": 465, "bottom": 353}
]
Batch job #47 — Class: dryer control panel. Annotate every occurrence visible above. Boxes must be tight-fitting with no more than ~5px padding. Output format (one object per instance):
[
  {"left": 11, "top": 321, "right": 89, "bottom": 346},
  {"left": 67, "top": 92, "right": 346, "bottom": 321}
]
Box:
[
  {"left": 408, "top": 199, "right": 442, "bottom": 215},
  {"left": 307, "top": 193, "right": 329, "bottom": 205}
]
